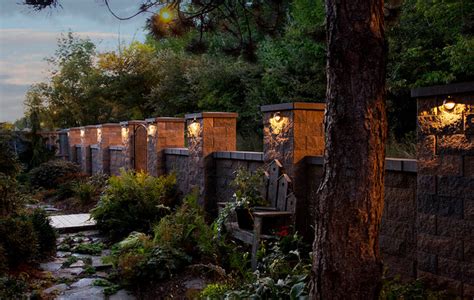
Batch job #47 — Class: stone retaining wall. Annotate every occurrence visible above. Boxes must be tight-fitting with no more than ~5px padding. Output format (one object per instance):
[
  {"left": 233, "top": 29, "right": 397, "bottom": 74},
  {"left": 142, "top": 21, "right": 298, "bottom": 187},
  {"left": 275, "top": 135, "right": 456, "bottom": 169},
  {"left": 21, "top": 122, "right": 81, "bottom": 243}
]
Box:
[{"left": 54, "top": 83, "right": 473, "bottom": 297}]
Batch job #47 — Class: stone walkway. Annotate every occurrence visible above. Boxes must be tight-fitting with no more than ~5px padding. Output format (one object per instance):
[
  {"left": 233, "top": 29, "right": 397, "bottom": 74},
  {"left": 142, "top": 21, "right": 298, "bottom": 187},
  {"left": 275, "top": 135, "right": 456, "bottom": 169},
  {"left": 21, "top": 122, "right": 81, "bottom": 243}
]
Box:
[{"left": 40, "top": 229, "right": 135, "bottom": 299}]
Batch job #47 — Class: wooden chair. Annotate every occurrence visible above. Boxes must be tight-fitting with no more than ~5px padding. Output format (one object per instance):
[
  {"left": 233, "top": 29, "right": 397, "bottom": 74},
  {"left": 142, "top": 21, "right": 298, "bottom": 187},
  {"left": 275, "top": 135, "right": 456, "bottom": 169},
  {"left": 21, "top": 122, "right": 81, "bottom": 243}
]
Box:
[{"left": 218, "top": 159, "right": 296, "bottom": 269}]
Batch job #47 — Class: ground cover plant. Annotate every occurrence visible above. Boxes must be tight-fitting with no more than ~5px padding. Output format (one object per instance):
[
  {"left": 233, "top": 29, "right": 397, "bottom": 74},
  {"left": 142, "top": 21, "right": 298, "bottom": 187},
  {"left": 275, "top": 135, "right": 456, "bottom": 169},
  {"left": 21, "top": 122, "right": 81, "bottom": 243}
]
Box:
[{"left": 91, "top": 170, "right": 178, "bottom": 241}]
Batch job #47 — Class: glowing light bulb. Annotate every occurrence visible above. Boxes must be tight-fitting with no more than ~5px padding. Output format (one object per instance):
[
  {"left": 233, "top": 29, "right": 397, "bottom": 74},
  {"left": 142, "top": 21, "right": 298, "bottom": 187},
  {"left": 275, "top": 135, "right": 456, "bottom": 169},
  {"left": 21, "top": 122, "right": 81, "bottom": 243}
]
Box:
[
  {"left": 273, "top": 112, "right": 282, "bottom": 122},
  {"left": 443, "top": 97, "right": 456, "bottom": 111}
]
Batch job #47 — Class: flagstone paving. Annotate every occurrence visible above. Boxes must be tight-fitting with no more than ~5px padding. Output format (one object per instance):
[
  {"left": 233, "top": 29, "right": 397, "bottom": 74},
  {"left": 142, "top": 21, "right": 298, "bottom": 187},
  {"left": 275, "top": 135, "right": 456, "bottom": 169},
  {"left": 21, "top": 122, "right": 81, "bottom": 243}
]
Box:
[{"left": 40, "top": 229, "right": 135, "bottom": 299}]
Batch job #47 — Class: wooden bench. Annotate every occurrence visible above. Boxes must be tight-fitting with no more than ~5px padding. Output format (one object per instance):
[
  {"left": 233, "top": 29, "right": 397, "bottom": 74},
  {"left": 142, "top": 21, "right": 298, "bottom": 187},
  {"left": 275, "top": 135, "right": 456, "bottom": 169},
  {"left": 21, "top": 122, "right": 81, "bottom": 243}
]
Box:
[{"left": 218, "top": 159, "right": 296, "bottom": 269}]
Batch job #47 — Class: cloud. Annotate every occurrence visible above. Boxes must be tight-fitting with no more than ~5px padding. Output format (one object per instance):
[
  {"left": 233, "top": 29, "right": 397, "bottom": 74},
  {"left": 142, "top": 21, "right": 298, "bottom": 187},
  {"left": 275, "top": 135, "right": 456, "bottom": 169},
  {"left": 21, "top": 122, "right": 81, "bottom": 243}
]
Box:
[
  {"left": 0, "top": 83, "right": 29, "bottom": 122},
  {"left": 0, "top": 28, "right": 130, "bottom": 44}
]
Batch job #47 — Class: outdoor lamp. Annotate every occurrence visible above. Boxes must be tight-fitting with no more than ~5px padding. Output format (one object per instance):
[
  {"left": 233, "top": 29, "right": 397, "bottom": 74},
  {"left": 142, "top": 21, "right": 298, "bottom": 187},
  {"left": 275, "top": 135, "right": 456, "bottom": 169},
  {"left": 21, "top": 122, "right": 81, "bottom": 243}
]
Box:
[
  {"left": 148, "top": 124, "right": 157, "bottom": 136},
  {"left": 443, "top": 96, "right": 456, "bottom": 111},
  {"left": 188, "top": 118, "right": 201, "bottom": 138},
  {"left": 273, "top": 112, "right": 282, "bottom": 122},
  {"left": 80, "top": 129, "right": 85, "bottom": 138}
]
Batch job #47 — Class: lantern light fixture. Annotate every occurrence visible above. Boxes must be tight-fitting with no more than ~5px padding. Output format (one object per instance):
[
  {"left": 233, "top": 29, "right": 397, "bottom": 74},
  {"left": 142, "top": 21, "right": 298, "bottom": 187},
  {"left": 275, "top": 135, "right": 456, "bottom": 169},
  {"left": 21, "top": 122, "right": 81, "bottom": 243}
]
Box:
[
  {"left": 188, "top": 117, "right": 201, "bottom": 138},
  {"left": 443, "top": 96, "right": 456, "bottom": 111}
]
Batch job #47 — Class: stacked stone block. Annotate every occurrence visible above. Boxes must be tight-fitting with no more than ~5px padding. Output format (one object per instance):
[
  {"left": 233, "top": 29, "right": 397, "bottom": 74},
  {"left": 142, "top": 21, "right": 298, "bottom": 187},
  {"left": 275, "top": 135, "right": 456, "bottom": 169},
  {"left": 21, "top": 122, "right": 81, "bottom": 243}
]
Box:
[
  {"left": 109, "top": 146, "right": 125, "bottom": 176},
  {"left": 261, "top": 102, "right": 325, "bottom": 239},
  {"left": 93, "top": 123, "right": 122, "bottom": 174},
  {"left": 379, "top": 159, "right": 418, "bottom": 280},
  {"left": 185, "top": 112, "right": 238, "bottom": 208},
  {"left": 146, "top": 117, "right": 185, "bottom": 176},
  {"left": 413, "top": 82, "right": 474, "bottom": 297},
  {"left": 67, "top": 127, "right": 81, "bottom": 164},
  {"left": 79, "top": 125, "right": 97, "bottom": 175},
  {"left": 58, "top": 129, "right": 69, "bottom": 160}
]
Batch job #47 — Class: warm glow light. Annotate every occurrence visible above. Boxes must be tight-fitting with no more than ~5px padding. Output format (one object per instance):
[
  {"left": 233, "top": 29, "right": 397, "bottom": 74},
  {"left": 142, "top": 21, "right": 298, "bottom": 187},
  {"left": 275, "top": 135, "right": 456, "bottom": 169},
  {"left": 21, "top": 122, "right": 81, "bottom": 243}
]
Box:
[
  {"left": 269, "top": 112, "right": 288, "bottom": 135},
  {"left": 121, "top": 127, "right": 128, "bottom": 141},
  {"left": 443, "top": 97, "right": 456, "bottom": 111},
  {"left": 159, "top": 7, "right": 173, "bottom": 23},
  {"left": 97, "top": 128, "right": 102, "bottom": 143},
  {"left": 80, "top": 129, "right": 85, "bottom": 138},
  {"left": 188, "top": 120, "right": 201, "bottom": 138},
  {"left": 148, "top": 124, "right": 157, "bottom": 136},
  {"left": 274, "top": 112, "right": 281, "bottom": 122}
]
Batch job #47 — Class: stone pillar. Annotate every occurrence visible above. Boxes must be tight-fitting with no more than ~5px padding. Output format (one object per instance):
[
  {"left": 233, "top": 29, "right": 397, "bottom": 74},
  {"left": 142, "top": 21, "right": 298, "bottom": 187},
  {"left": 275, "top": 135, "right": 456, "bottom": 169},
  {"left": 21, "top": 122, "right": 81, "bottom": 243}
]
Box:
[
  {"left": 95, "top": 123, "right": 122, "bottom": 174},
  {"left": 79, "top": 125, "right": 97, "bottom": 175},
  {"left": 261, "top": 102, "right": 326, "bottom": 240},
  {"left": 185, "top": 112, "right": 238, "bottom": 208},
  {"left": 146, "top": 117, "right": 185, "bottom": 177},
  {"left": 58, "top": 129, "right": 69, "bottom": 160},
  {"left": 120, "top": 120, "right": 147, "bottom": 172},
  {"left": 67, "top": 127, "right": 81, "bottom": 164},
  {"left": 413, "top": 82, "right": 474, "bottom": 298}
]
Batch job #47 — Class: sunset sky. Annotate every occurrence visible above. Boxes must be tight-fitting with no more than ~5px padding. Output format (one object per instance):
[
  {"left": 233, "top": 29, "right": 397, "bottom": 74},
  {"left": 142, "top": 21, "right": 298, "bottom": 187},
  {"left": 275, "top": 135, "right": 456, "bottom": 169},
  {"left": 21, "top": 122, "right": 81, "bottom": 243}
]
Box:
[{"left": 0, "top": 0, "right": 149, "bottom": 123}]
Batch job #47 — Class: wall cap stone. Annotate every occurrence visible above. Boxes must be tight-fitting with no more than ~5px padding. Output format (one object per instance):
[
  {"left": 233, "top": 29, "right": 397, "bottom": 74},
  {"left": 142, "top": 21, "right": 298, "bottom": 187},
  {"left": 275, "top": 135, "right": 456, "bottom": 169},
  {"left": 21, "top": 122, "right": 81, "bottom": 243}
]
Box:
[
  {"left": 306, "top": 156, "right": 418, "bottom": 172},
  {"left": 84, "top": 125, "right": 97, "bottom": 129},
  {"left": 261, "top": 102, "right": 325, "bottom": 112},
  {"left": 146, "top": 117, "right": 185, "bottom": 123},
  {"left": 90, "top": 144, "right": 99, "bottom": 149},
  {"left": 120, "top": 120, "right": 146, "bottom": 126},
  {"left": 411, "top": 82, "right": 474, "bottom": 98},
  {"left": 96, "top": 123, "right": 121, "bottom": 128},
  {"left": 184, "top": 112, "right": 238, "bottom": 120},
  {"left": 213, "top": 151, "right": 264, "bottom": 161},
  {"left": 59, "top": 129, "right": 69, "bottom": 133},
  {"left": 164, "top": 148, "right": 189, "bottom": 156},
  {"left": 109, "top": 145, "right": 124, "bottom": 151}
]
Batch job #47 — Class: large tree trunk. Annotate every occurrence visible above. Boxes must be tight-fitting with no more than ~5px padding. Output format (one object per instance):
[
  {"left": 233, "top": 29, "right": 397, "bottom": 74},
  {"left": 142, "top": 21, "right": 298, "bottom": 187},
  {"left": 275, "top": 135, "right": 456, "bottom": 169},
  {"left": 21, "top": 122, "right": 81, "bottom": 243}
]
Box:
[{"left": 310, "top": 0, "right": 387, "bottom": 299}]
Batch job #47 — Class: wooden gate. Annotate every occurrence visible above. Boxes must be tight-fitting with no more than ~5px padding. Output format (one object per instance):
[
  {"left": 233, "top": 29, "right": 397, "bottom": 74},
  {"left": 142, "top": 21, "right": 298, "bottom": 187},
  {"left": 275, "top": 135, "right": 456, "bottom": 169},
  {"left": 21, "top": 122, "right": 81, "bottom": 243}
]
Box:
[{"left": 133, "top": 125, "right": 147, "bottom": 172}]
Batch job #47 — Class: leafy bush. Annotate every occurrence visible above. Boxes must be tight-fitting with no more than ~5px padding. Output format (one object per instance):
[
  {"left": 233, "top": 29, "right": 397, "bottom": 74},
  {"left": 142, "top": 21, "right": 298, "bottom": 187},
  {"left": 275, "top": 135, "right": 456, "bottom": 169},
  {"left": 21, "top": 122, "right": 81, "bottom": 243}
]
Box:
[
  {"left": 0, "top": 276, "right": 28, "bottom": 299},
  {"left": 0, "top": 210, "right": 56, "bottom": 270},
  {"left": 30, "top": 209, "right": 57, "bottom": 258},
  {"left": 0, "top": 174, "right": 25, "bottom": 217},
  {"left": 28, "top": 160, "right": 80, "bottom": 189},
  {"left": 91, "top": 170, "right": 177, "bottom": 241},
  {"left": 73, "top": 242, "right": 104, "bottom": 255},
  {"left": 153, "top": 191, "right": 214, "bottom": 258},
  {"left": 200, "top": 283, "right": 231, "bottom": 299},
  {"left": 72, "top": 181, "right": 97, "bottom": 205},
  {"left": 108, "top": 232, "right": 191, "bottom": 287},
  {"left": 0, "top": 215, "right": 39, "bottom": 268}
]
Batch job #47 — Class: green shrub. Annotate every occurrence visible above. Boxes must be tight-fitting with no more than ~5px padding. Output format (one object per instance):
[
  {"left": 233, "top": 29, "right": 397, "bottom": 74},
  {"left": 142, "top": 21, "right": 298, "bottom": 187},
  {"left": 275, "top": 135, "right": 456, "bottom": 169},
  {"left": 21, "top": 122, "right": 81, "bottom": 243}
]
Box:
[
  {"left": 153, "top": 191, "right": 214, "bottom": 258},
  {"left": 28, "top": 160, "right": 80, "bottom": 189},
  {"left": 200, "top": 283, "right": 231, "bottom": 299},
  {"left": 0, "top": 215, "right": 39, "bottom": 268},
  {"left": 91, "top": 170, "right": 177, "bottom": 241},
  {"left": 0, "top": 174, "right": 24, "bottom": 217},
  {"left": 72, "top": 181, "right": 97, "bottom": 205},
  {"left": 0, "top": 210, "right": 56, "bottom": 270},
  {"left": 30, "top": 209, "right": 57, "bottom": 258},
  {"left": 0, "top": 276, "right": 28, "bottom": 299},
  {"left": 73, "top": 242, "right": 104, "bottom": 255}
]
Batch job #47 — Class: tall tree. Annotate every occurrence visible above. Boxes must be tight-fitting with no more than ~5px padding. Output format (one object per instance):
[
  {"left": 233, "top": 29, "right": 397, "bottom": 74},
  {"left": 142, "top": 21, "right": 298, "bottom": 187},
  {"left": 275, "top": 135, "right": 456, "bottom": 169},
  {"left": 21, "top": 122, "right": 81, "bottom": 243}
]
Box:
[{"left": 311, "top": 0, "right": 387, "bottom": 299}]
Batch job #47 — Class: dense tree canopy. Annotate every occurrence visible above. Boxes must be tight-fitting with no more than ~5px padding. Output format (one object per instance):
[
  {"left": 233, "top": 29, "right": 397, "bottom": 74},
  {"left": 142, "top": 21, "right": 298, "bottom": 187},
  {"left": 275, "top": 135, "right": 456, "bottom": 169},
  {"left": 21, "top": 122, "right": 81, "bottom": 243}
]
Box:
[{"left": 20, "top": 0, "right": 473, "bottom": 151}]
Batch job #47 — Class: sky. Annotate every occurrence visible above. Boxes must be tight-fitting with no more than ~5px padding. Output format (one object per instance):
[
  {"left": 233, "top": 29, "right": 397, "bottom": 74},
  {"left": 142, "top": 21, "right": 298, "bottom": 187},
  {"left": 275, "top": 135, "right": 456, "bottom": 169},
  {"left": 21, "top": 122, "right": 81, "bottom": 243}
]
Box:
[{"left": 0, "top": 0, "right": 150, "bottom": 123}]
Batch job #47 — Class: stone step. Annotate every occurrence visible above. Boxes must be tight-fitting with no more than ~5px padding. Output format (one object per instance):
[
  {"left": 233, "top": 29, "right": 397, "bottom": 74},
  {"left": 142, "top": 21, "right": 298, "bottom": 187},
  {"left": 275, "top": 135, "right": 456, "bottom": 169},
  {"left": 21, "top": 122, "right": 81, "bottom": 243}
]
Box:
[{"left": 49, "top": 214, "right": 97, "bottom": 233}]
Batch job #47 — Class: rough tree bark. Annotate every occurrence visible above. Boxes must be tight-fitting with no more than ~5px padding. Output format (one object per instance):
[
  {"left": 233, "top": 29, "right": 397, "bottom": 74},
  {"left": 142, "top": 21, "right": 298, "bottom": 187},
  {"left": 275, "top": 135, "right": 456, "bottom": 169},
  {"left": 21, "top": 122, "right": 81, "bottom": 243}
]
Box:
[{"left": 310, "top": 0, "right": 387, "bottom": 299}]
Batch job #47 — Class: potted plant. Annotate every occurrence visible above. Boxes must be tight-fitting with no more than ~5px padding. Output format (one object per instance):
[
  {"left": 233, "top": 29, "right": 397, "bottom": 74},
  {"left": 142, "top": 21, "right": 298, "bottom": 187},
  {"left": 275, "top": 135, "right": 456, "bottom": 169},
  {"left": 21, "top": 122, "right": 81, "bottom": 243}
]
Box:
[{"left": 215, "top": 167, "right": 267, "bottom": 235}]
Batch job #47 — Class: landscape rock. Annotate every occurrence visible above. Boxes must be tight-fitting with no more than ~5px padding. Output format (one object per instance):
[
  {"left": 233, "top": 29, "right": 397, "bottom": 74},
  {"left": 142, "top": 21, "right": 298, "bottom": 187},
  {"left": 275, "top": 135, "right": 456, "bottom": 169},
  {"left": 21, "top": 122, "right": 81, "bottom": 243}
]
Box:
[{"left": 43, "top": 283, "right": 68, "bottom": 294}]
